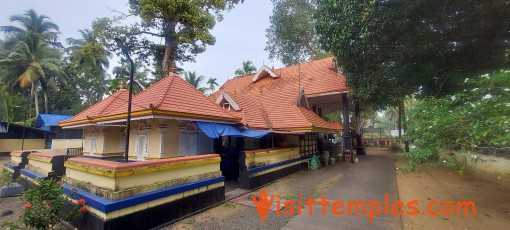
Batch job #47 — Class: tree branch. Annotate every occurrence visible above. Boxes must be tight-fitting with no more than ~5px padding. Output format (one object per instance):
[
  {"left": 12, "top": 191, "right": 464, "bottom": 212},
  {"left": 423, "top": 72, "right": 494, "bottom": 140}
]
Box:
[{"left": 127, "top": 31, "right": 164, "bottom": 37}]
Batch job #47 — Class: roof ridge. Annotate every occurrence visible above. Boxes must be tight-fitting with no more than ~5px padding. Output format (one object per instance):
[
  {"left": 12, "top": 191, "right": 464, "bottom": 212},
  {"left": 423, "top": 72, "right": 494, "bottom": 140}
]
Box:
[
  {"left": 66, "top": 90, "right": 122, "bottom": 121},
  {"left": 154, "top": 75, "right": 176, "bottom": 108},
  {"left": 296, "top": 106, "right": 313, "bottom": 128},
  {"left": 97, "top": 90, "right": 128, "bottom": 115},
  {"left": 256, "top": 98, "right": 273, "bottom": 129}
]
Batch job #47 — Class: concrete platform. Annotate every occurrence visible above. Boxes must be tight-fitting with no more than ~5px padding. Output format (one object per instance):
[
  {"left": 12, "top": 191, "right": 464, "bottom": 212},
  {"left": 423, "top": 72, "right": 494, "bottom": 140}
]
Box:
[{"left": 282, "top": 155, "right": 401, "bottom": 230}]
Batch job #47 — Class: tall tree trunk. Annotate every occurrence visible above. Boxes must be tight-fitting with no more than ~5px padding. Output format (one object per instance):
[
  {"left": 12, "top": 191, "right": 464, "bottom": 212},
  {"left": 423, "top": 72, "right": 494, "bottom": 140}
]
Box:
[
  {"left": 342, "top": 93, "right": 353, "bottom": 162},
  {"left": 398, "top": 102, "right": 402, "bottom": 139},
  {"left": 32, "top": 82, "right": 39, "bottom": 116},
  {"left": 162, "top": 22, "right": 177, "bottom": 74},
  {"left": 43, "top": 91, "right": 48, "bottom": 114},
  {"left": 354, "top": 101, "right": 365, "bottom": 155},
  {"left": 400, "top": 99, "right": 410, "bottom": 152}
]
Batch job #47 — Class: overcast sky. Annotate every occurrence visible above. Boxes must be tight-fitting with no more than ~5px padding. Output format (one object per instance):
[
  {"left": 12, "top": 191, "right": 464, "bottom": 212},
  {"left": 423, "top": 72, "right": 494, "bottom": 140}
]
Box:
[{"left": 0, "top": 0, "right": 283, "bottom": 87}]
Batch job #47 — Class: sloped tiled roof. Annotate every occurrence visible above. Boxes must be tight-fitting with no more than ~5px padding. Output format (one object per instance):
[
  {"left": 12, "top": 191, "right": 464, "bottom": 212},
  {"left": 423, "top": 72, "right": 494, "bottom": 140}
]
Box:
[
  {"left": 35, "top": 114, "right": 73, "bottom": 131},
  {"left": 59, "top": 89, "right": 129, "bottom": 127},
  {"left": 98, "top": 74, "right": 238, "bottom": 123},
  {"left": 213, "top": 57, "right": 349, "bottom": 99},
  {"left": 213, "top": 58, "right": 347, "bottom": 132}
]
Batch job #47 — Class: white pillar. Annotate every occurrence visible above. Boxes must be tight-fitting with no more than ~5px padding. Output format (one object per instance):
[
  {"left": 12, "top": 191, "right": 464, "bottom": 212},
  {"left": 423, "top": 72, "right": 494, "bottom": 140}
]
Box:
[
  {"left": 158, "top": 125, "right": 167, "bottom": 158},
  {"left": 102, "top": 127, "right": 108, "bottom": 152}
]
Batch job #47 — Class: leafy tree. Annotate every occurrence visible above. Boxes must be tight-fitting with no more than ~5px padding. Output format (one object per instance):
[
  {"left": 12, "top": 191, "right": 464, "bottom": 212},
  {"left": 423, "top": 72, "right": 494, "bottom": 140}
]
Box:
[
  {"left": 0, "top": 9, "right": 67, "bottom": 116},
  {"left": 206, "top": 77, "right": 219, "bottom": 92},
  {"left": 0, "top": 9, "right": 60, "bottom": 46},
  {"left": 0, "top": 89, "right": 13, "bottom": 121},
  {"left": 108, "top": 60, "right": 150, "bottom": 94},
  {"left": 404, "top": 70, "right": 510, "bottom": 169},
  {"left": 93, "top": 0, "right": 244, "bottom": 78},
  {"left": 0, "top": 32, "right": 66, "bottom": 116},
  {"left": 45, "top": 75, "right": 84, "bottom": 115},
  {"left": 66, "top": 29, "right": 110, "bottom": 105},
  {"left": 316, "top": 0, "right": 510, "bottom": 152},
  {"left": 183, "top": 71, "right": 207, "bottom": 93},
  {"left": 234, "top": 60, "right": 256, "bottom": 76},
  {"left": 315, "top": 0, "right": 510, "bottom": 104},
  {"left": 0, "top": 178, "right": 86, "bottom": 230},
  {"left": 266, "top": 0, "right": 326, "bottom": 66}
]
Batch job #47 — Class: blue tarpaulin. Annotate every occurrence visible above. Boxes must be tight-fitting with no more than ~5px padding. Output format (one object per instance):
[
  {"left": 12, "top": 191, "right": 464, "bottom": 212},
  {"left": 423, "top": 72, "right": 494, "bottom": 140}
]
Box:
[
  {"left": 240, "top": 129, "right": 270, "bottom": 138},
  {"left": 196, "top": 122, "right": 269, "bottom": 139}
]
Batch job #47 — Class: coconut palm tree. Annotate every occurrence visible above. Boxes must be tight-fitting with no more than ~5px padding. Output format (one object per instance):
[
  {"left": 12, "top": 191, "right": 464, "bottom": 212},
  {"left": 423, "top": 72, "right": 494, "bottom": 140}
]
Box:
[
  {"left": 67, "top": 29, "right": 109, "bottom": 69},
  {"left": 0, "top": 32, "right": 66, "bottom": 116},
  {"left": 108, "top": 61, "right": 149, "bottom": 94},
  {"left": 0, "top": 9, "right": 60, "bottom": 46},
  {"left": 384, "top": 106, "right": 399, "bottom": 131},
  {"left": 0, "top": 86, "right": 13, "bottom": 121},
  {"left": 67, "top": 29, "right": 110, "bottom": 105},
  {"left": 183, "top": 71, "right": 207, "bottom": 93},
  {"left": 235, "top": 60, "right": 257, "bottom": 76},
  {"left": 206, "top": 78, "right": 219, "bottom": 92}
]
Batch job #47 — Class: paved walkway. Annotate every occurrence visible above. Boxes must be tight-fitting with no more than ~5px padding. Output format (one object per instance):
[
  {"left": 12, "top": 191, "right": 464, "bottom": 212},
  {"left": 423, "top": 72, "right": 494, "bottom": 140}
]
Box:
[{"left": 282, "top": 153, "right": 401, "bottom": 230}]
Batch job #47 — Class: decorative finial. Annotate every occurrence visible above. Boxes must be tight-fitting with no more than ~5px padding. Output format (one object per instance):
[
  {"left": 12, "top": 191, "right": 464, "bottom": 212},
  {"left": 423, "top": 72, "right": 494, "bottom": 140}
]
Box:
[{"left": 120, "top": 79, "right": 127, "bottom": 89}]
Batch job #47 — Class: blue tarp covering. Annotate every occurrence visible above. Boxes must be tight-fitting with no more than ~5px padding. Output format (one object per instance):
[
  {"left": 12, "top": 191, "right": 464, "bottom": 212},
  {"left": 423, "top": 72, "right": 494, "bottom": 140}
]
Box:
[
  {"left": 240, "top": 129, "right": 270, "bottom": 138},
  {"left": 196, "top": 122, "right": 269, "bottom": 139}
]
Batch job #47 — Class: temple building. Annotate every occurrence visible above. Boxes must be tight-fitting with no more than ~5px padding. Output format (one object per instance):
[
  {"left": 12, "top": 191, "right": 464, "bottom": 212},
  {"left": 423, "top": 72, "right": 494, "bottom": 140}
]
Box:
[{"left": 7, "top": 57, "right": 353, "bottom": 229}]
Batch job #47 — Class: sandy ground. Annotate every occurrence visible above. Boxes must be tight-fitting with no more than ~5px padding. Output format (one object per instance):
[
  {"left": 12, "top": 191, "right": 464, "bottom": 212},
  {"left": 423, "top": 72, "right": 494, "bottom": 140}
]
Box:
[
  {"left": 381, "top": 148, "right": 510, "bottom": 230},
  {"left": 0, "top": 155, "right": 23, "bottom": 223}
]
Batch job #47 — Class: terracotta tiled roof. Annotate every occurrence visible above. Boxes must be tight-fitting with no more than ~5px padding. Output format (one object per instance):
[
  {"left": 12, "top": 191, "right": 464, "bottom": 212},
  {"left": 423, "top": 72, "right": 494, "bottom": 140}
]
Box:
[
  {"left": 227, "top": 93, "right": 272, "bottom": 129},
  {"left": 213, "top": 57, "right": 347, "bottom": 132},
  {"left": 59, "top": 89, "right": 129, "bottom": 127},
  {"left": 213, "top": 57, "right": 349, "bottom": 99},
  {"left": 99, "top": 74, "right": 238, "bottom": 123}
]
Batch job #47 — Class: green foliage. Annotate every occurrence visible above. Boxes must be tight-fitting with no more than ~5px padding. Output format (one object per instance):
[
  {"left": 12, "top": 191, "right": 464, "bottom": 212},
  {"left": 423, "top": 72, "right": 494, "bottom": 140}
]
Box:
[
  {"left": 323, "top": 110, "right": 342, "bottom": 124},
  {"left": 404, "top": 70, "right": 510, "bottom": 169},
  {"left": 66, "top": 29, "right": 110, "bottom": 106},
  {"left": 0, "top": 9, "right": 69, "bottom": 116},
  {"left": 0, "top": 171, "right": 14, "bottom": 187},
  {"left": 234, "top": 60, "right": 256, "bottom": 76},
  {"left": 107, "top": 60, "right": 150, "bottom": 95},
  {"left": 315, "top": 0, "right": 510, "bottom": 106},
  {"left": 0, "top": 9, "right": 60, "bottom": 46},
  {"left": 206, "top": 77, "right": 219, "bottom": 92},
  {"left": 94, "top": 0, "right": 244, "bottom": 75},
  {"left": 0, "top": 31, "right": 67, "bottom": 116},
  {"left": 19, "top": 178, "right": 84, "bottom": 230},
  {"left": 266, "top": 0, "right": 327, "bottom": 65},
  {"left": 183, "top": 71, "right": 207, "bottom": 93},
  {"left": 0, "top": 90, "right": 14, "bottom": 121}
]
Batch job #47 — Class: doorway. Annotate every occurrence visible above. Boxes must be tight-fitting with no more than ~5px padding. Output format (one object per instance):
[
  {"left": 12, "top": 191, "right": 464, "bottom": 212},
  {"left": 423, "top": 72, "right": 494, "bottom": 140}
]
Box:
[{"left": 136, "top": 135, "right": 147, "bottom": 160}]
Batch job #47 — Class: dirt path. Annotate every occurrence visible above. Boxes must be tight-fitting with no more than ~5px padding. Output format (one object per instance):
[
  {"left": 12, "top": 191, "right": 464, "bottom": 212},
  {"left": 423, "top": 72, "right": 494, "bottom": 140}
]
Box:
[{"left": 388, "top": 148, "right": 510, "bottom": 230}]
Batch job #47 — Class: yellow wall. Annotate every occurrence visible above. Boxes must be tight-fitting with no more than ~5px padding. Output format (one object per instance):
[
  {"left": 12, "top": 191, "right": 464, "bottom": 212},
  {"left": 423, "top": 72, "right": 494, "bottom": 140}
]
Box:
[
  {"left": 64, "top": 155, "right": 221, "bottom": 200},
  {"left": 245, "top": 148, "right": 301, "bottom": 168},
  {"left": 148, "top": 121, "right": 160, "bottom": 158},
  {"left": 103, "top": 127, "right": 122, "bottom": 153},
  {"left": 82, "top": 126, "right": 123, "bottom": 156},
  {"left": 51, "top": 139, "right": 83, "bottom": 149},
  {"left": 127, "top": 119, "right": 181, "bottom": 159},
  {"left": 0, "top": 139, "right": 45, "bottom": 152},
  {"left": 81, "top": 119, "right": 203, "bottom": 159},
  {"left": 163, "top": 120, "right": 180, "bottom": 158},
  {"left": 25, "top": 155, "right": 53, "bottom": 177}
]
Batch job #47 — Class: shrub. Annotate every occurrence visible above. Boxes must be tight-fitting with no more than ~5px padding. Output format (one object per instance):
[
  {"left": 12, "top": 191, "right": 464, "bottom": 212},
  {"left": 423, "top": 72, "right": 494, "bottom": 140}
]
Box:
[
  {"left": 0, "top": 171, "right": 14, "bottom": 187},
  {"left": 1, "top": 177, "right": 86, "bottom": 230},
  {"left": 404, "top": 70, "right": 510, "bottom": 170}
]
